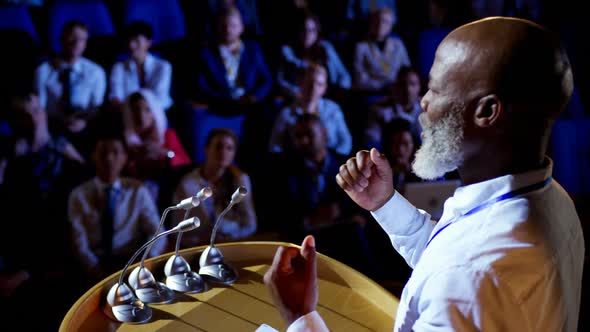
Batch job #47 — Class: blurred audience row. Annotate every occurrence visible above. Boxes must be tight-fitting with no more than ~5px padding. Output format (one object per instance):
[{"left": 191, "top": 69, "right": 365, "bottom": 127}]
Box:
[{"left": 0, "top": 1, "right": 586, "bottom": 331}]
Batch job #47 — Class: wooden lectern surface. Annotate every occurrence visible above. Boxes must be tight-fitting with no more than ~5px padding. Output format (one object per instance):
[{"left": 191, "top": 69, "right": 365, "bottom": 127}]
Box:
[{"left": 60, "top": 241, "right": 398, "bottom": 331}]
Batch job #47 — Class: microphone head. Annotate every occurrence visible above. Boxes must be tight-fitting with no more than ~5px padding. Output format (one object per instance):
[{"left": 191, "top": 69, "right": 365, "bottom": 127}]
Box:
[
  {"left": 176, "top": 217, "right": 200, "bottom": 232},
  {"left": 197, "top": 187, "right": 213, "bottom": 201},
  {"left": 230, "top": 186, "right": 247, "bottom": 205},
  {"left": 176, "top": 196, "right": 198, "bottom": 210}
]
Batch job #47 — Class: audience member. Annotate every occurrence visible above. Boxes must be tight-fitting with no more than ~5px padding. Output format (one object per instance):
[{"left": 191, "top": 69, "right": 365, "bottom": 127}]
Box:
[
  {"left": 0, "top": 91, "right": 85, "bottom": 275},
  {"left": 365, "top": 66, "right": 423, "bottom": 146},
  {"left": 68, "top": 121, "right": 167, "bottom": 283},
  {"left": 110, "top": 21, "right": 173, "bottom": 111},
  {"left": 270, "top": 63, "right": 352, "bottom": 155},
  {"left": 381, "top": 119, "right": 421, "bottom": 192},
  {"left": 196, "top": 6, "right": 272, "bottom": 114},
  {"left": 34, "top": 20, "right": 106, "bottom": 137},
  {"left": 270, "top": 113, "right": 375, "bottom": 274},
  {"left": 353, "top": 7, "right": 411, "bottom": 93},
  {"left": 277, "top": 11, "right": 351, "bottom": 100},
  {"left": 172, "top": 128, "right": 256, "bottom": 247},
  {"left": 123, "top": 90, "right": 191, "bottom": 200}
]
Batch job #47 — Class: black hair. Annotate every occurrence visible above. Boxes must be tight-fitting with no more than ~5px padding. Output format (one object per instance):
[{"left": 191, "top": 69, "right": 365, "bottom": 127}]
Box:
[
  {"left": 90, "top": 111, "right": 128, "bottom": 152},
  {"left": 125, "top": 21, "right": 154, "bottom": 40},
  {"left": 60, "top": 20, "right": 88, "bottom": 40},
  {"left": 205, "top": 128, "right": 239, "bottom": 149}
]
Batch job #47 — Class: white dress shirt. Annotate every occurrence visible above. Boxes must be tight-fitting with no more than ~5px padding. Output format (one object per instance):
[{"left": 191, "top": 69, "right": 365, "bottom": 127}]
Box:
[
  {"left": 109, "top": 53, "right": 173, "bottom": 110},
  {"left": 288, "top": 158, "right": 585, "bottom": 331},
  {"left": 35, "top": 57, "right": 106, "bottom": 118},
  {"left": 68, "top": 177, "right": 167, "bottom": 274}
]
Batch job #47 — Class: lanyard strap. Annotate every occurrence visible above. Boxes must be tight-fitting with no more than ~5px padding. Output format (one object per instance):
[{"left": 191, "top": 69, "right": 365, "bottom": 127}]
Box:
[{"left": 424, "top": 176, "right": 552, "bottom": 249}]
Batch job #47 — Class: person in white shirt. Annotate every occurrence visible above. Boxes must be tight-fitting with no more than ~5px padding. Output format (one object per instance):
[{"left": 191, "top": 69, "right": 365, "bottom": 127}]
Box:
[
  {"left": 109, "top": 21, "right": 173, "bottom": 111},
  {"left": 68, "top": 126, "right": 167, "bottom": 282},
  {"left": 353, "top": 7, "right": 411, "bottom": 93},
  {"left": 264, "top": 17, "right": 585, "bottom": 332},
  {"left": 34, "top": 20, "right": 106, "bottom": 135}
]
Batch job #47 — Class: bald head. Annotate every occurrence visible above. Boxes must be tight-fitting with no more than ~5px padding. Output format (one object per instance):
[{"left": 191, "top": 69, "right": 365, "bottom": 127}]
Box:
[{"left": 440, "top": 17, "right": 573, "bottom": 119}]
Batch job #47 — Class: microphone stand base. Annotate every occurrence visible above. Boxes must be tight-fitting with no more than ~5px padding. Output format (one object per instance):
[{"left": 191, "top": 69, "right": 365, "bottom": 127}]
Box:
[
  {"left": 166, "top": 271, "right": 205, "bottom": 293},
  {"left": 199, "top": 263, "right": 238, "bottom": 285},
  {"left": 134, "top": 282, "right": 175, "bottom": 304}
]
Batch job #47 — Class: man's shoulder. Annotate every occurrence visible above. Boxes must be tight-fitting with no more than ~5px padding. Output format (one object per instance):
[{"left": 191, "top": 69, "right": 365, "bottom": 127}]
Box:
[{"left": 79, "top": 57, "right": 106, "bottom": 75}]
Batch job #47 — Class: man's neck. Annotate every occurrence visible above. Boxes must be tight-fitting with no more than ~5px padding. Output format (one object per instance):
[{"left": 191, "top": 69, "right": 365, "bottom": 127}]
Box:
[
  {"left": 223, "top": 40, "right": 241, "bottom": 52},
  {"left": 98, "top": 174, "right": 119, "bottom": 185},
  {"left": 300, "top": 97, "right": 319, "bottom": 113},
  {"left": 61, "top": 55, "right": 79, "bottom": 66},
  {"left": 132, "top": 54, "right": 147, "bottom": 67}
]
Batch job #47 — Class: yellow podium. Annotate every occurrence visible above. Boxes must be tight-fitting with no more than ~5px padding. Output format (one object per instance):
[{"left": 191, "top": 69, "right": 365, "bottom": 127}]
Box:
[{"left": 60, "top": 241, "right": 398, "bottom": 331}]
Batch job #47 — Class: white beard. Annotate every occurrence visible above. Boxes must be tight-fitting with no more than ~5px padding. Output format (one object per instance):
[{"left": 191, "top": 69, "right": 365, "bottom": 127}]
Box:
[{"left": 412, "top": 106, "right": 465, "bottom": 180}]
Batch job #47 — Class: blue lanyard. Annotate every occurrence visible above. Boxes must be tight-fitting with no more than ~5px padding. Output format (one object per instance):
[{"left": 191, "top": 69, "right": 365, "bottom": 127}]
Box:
[{"left": 424, "top": 176, "right": 552, "bottom": 249}]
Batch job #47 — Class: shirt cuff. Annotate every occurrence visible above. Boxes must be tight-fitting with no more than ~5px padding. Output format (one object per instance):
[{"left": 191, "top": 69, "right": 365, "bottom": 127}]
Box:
[
  {"left": 286, "top": 311, "right": 329, "bottom": 332},
  {"left": 371, "top": 191, "right": 427, "bottom": 235}
]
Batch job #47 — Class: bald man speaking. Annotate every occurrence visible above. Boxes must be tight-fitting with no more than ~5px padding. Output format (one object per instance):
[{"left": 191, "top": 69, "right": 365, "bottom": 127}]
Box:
[{"left": 263, "top": 17, "right": 585, "bottom": 331}]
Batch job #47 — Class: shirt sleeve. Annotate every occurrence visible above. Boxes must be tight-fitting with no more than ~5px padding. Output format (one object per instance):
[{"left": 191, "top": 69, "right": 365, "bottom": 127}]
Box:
[
  {"left": 109, "top": 62, "right": 125, "bottom": 102},
  {"left": 286, "top": 311, "right": 330, "bottom": 332},
  {"left": 411, "top": 266, "right": 528, "bottom": 332},
  {"left": 152, "top": 60, "right": 172, "bottom": 109},
  {"left": 330, "top": 102, "right": 352, "bottom": 155},
  {"left": 371, "top": 191, "right": 435, "bottom": 268},
  {"left": 68, "top": 188, "right": 101, "bottom": 274},
  {"left": 91, "top": 65, "right": 107, "bottom": 109},
  {"left": 323, "top": 41, "right": 351, "bottom": 89},
  {"left": 137, "top": 185, "right": 168, "bottom": 257},
  {"left": 268, "top": 109, "right": 289, "bottom": 153},
  {"left": 34, "top": 64, "right": 47, "bottom": 109}
]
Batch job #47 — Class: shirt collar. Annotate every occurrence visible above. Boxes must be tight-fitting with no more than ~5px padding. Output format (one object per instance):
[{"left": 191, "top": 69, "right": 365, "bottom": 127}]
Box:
[
  {"left": 94, "top": 177, "right": 121, "bottom": 192},
  {"left": 219, "top": 41, "right": 243, "bottom": 58},
  {"left": 442, "top": 157, "right": 553, "bottom": 219}
]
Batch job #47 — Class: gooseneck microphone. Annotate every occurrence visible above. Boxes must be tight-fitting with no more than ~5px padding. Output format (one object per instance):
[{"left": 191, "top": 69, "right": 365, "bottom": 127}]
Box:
[
  {"left": 210, "top": 186, "right": 247, "bottom": 246},
  {"left": 128, "top": 188, "right": 212, "bottom": 302},
  {"left": 105, "top": 217, "right": 200, "bottom": 323},
  {"left": 198, "top": 186, "right": 247, "bottom": 285},
  {"left": 164, "top": 187, "right": 212, "bottom": 293}
]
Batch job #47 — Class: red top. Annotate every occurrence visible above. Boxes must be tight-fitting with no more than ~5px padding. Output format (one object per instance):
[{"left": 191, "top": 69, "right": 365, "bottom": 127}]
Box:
[{"left": 163, "top": 128, "right": 192, "bottom": 167}]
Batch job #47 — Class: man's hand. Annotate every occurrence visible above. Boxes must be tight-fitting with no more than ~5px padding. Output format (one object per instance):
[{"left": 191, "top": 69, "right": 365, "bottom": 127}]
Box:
[
  {"left": 264, "top": 236, "right": 318, "bottom": 325},
  {"left": 336, "top": 148, "right": 395, "bottom": 211}
]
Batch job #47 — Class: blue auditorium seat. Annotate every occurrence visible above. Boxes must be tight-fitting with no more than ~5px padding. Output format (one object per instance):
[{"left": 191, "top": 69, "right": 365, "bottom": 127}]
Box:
[
  {"left": 550, "top": 117, "right": 590, "bottom": 195},
  {"left": 48, "top": 1, "right": 115, "bottom": 53},
  {"left": 0, "top": 5, "right": 38, "bottom": 43},
  {"left": 123, "top": 0, "right": 186, "bottom": 45},
  {"left": 417, "top": 27, "right": 453, "bottom": 79}
]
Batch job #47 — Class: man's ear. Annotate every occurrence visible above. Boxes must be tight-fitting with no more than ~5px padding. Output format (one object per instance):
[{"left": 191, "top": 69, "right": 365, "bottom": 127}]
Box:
[{"left": 473, "top": 94, "right": 503, "bottom": 128}]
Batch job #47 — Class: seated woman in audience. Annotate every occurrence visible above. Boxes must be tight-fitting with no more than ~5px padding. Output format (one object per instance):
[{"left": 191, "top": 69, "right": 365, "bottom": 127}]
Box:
[
  {"left": 353, "top": 6, "right": 410, "bottom": 93},
  {"left": 196, "top": 6, "right": 272, "bottom": 114},
  {"left": 381, "top": 118, "right": 421, "bottom": 193},
  {"left": 109, "top": 21, "right": 173, "bottom": 111},
  {"left": 172, "top": 128, "right": 257, "bottom": 247},
  {"left": 269, "top": 63, "right": 352, "bottom": 155},
  {"left": 365, "top": 66, "right": 423, "bottom": 147},
  {"left": 277, "top": 11, "right": 351, "bottom": 100},
  {"left": 123, "top": 90, "right": 191, "bottom": 193}
]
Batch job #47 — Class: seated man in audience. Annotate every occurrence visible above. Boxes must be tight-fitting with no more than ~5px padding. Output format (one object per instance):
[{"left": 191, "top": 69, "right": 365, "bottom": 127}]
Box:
[
  {"left": 353, "top": 7, "right": 411, "bottom": 93},
  {"left": 0, "top": 91, "right": 85, "bottom": 278},
  {"left": 270, "top": 63, "right": 352, "bottom": 156},
  {"left": 365, "top": 66, "right": 423, "bottom": 147},
  {"left": 271, "top": 114, "right": 375, "bottom": 275},
  {"left": 34, "top": 20, "right": 106, "bottom": 142},
  {"left": 196, "top": 6, "right": 272, "bottom": 114},
  {"left": 68, "top": 118, "right": 167, "bottom": 283},
  {"left": 109, "top": 21, "right": 173, "bottom": 111}
]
